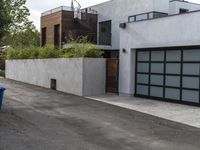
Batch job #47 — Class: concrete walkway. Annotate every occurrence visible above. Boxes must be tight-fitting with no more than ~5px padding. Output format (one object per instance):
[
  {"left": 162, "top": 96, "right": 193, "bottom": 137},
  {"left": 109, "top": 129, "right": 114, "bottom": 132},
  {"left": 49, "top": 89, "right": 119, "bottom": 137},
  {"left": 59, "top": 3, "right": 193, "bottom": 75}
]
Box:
[{"left": 87, "top": 94, "right": 200, "bottom": 128}]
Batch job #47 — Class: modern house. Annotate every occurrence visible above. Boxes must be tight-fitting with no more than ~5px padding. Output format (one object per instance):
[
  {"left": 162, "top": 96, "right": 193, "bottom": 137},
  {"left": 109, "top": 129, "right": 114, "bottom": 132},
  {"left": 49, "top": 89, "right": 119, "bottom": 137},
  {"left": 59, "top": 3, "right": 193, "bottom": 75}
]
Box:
[{"left": 41, "top": 0, "right": 200, "bottom": 105}]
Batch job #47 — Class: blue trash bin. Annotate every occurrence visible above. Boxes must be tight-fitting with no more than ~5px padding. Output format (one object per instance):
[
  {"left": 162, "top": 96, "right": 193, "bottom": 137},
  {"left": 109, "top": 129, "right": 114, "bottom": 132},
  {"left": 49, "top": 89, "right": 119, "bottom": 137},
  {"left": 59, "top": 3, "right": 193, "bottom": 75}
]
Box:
[{"left": 0, "top": 86, "right": 5, "bottom": 111}]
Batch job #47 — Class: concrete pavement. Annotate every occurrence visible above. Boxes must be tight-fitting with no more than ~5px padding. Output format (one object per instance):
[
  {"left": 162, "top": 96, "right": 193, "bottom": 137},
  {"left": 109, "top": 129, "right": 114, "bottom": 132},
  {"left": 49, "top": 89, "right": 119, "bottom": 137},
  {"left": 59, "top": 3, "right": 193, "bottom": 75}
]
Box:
[
  {"left": 1, "top": 78, "right": 200, "bottom": 150},
  {"left": 87, "top": 94, "right": 200, "bottom": 128}
]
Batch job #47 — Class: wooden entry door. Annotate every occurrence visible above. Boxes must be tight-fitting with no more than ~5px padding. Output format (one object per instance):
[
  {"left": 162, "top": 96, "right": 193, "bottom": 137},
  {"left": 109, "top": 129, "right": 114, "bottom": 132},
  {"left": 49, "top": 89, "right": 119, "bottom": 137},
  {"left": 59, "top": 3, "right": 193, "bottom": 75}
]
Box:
[{"left": 106, "top": 59, "right": 119, "bottom": 93}]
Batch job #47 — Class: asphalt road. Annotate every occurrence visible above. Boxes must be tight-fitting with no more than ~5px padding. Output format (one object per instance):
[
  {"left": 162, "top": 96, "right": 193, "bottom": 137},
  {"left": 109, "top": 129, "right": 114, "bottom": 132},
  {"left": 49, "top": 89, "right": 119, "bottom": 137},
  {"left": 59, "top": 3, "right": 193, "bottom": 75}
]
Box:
[{"left": 0, "top": 78, "right": 200, "bottom": 150}]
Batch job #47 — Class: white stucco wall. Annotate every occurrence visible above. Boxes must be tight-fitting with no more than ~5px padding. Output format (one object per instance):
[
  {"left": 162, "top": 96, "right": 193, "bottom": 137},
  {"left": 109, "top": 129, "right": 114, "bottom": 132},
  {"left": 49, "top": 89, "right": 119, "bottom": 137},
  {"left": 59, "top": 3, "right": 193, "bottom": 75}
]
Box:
[
  {"left": 89, "top": 0, "right": 169, "bottom": 50},
  {"left": 6, "top": 58, "right": 106, "bottom": 96},
  {"left": 120, "top": 11, "right": 200, "bottom": 49},
  {"left": 153, "top": 0, "right": 169, "bottom": 14},
  {"left": 169, "top": 1, "right": 200, "bottom": 14},
  {"left": 87, "top": 0, "right": 200, "bottom": 51},
  {"left": 119, "top": 11, "right": 200, "bottom": 95}
]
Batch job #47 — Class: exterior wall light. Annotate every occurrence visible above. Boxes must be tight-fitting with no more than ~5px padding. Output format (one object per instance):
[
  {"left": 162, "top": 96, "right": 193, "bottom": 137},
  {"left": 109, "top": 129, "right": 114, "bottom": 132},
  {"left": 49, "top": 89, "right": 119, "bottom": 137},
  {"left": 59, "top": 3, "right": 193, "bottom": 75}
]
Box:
[
  {"left": 119, "top": 23, "right": 126, "bottom": 29},
  {"left": 122, "top": 48, "right": 126, "bottom": 53}
]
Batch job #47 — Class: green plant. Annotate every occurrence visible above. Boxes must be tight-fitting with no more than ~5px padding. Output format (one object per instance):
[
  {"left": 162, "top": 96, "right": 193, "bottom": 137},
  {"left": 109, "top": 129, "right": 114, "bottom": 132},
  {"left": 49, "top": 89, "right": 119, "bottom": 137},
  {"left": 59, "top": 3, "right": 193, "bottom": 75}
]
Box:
[
  {"left": 63, "top": 36, "right": 103, "bottom": 58},
  {"left": 6, "top": 36, "right": 103, "bottom": 60},
  {"left": 6, "top": 45, "right": 59, "bottom": 60},
  {"left": 38, "top": 45, "right": 59, "bottom": 59}
]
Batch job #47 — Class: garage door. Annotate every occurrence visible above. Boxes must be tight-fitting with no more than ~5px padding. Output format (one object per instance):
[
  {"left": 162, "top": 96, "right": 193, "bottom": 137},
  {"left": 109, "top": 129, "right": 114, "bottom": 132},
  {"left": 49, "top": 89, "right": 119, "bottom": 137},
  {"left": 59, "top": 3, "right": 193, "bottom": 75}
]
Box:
[{"left": 135, "top": 48, "right": 200, "bottom": 105}]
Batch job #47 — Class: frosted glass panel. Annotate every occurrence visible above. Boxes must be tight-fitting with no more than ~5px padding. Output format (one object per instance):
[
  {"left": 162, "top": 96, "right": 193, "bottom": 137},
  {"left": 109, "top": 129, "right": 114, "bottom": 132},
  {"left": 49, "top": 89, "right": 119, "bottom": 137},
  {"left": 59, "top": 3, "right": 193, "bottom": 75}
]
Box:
[
  {"left": 138, "top": 51, "right": 149, "bottom": 61},
  {"left": 165, "top": 88, "right": 180, "bottom": 100},
  {"left": 166, "top": 76, "right": 180, "bottom": 87},
  {"left": 136, "top": 85, "right": 148, "bottom": 95},
  {"left": 151, "top": 75, "right": 163, "bottom": 85},
  {"left": 137, "top": 74, "right": 149, "bottom": 84},
  {"left": 150, "top": 86, "right": 163, "bottom": 97},
  {"left": 135, "top": 14, "right": 148, "bottom": 21},
  {"left": 151, "top": 51, "right": 164, "bottom": 61},
  {"left": 182, "top": 90, "right": 199, "bottom": 103},
  {"left": 182, "top": 77, "right": 199, "bottom": 89},
  {"left": 183, "top": 64, "right": 200, "bottom": 75},
  {"left": 183, "top": 50, "right": 200, "bottom": 61},
  {"left": 166, "top": 50, "right": 181, "bottom": 61},
  {"left": 137, "top": 63, "right": 149, "bottom": 72},
  {"left": 151, "top": 63, "right": 164, "bottom": 73},
  {"left": 166, "top": 63, "right": 180, "bottom": 74}
]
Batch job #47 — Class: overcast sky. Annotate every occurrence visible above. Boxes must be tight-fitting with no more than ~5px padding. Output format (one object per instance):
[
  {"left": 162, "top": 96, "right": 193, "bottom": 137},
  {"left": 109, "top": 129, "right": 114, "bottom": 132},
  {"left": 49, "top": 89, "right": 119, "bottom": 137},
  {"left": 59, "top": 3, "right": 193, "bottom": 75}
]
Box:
[{"left": 26, "top": 0, "right": 200, "bottom": 30}]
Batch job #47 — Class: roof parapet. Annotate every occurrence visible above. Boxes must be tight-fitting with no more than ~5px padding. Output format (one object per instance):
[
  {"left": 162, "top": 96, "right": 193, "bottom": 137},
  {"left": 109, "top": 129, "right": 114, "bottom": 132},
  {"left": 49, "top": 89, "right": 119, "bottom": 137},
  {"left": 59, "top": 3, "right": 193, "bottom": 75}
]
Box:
[
  {"left": 41, "top": 6, "right": 97, "bottom": 17},
  {"left": 41, "top": 6, "right": 73, "bottom": 16}
]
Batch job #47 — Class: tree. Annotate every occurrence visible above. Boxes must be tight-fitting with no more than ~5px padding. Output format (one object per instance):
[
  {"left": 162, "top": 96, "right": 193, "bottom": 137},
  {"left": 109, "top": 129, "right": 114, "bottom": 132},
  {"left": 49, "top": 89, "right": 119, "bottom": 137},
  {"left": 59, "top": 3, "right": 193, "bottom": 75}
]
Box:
[
  {"left": 3, "top": 27, "right": 40, "bottom": 48},
  {"left": 0, "top": 0, "right": 12, "bottom": 44},
  {"left": 5, "top": 0, "right": 32, "bottom": 33},
  {"left": 0, "top": 0, "right": 38, "bottom": 47}
]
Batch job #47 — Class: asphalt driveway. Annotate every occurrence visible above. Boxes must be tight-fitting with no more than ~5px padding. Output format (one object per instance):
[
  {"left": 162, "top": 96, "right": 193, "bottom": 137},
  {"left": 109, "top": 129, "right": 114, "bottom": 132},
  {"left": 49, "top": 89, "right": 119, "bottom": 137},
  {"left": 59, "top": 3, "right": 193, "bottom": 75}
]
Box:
[{"left": 0, "top": 78, "right": 200, "bottom": 150}]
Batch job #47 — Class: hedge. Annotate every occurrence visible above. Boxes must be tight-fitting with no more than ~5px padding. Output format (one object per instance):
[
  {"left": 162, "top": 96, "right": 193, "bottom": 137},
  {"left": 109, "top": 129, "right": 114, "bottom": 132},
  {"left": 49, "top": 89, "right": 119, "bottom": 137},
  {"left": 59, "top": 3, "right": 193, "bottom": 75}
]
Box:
[{"left": 6, "top": 44, "right": 103, "bottom": 60}]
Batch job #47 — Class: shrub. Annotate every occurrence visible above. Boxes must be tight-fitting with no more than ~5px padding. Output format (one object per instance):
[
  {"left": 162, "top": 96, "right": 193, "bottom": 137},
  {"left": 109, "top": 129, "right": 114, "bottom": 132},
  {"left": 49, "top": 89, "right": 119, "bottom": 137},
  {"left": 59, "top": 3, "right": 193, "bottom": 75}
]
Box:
[
  {"left": 38, "top": 45, "right": 59, "bottom": 59},
  {"left": 6, "top": 45, "right": 59, "bottom": 60},
  {"left": 6, "top": 36, "right": 103, "bottom": 60},
  {"left": 62, "top": 36, "right": 103, "bottom": 58},
  {"left": 6, "top": 47, "right": 34, "bottom": 59}
]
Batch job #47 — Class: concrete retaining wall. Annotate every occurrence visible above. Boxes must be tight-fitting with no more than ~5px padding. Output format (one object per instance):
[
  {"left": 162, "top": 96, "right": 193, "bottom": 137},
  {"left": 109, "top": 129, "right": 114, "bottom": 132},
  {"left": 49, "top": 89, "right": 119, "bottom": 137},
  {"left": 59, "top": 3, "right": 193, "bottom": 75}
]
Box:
[{"left": 6, "top": 58, "right": 106, "bottom": 96}]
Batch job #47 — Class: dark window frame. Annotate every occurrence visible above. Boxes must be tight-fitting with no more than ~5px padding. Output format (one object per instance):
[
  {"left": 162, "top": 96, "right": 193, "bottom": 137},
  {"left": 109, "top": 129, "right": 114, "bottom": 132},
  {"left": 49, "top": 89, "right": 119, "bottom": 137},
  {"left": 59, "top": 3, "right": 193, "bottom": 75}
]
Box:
[
  {"left": 41, "top": 27, "right": 47, "bottom": 46},
  {"left": 179, "top": 8, "right": 189, "bottom": 14},
  {"left": 128, "top": 11, "right": 168, "bottom": 23},
  {"left": 99, "top": 20, "right": 112, "bottom": 46},
  {"left": 54, "top": 24, "right": 60, "bottom": 47}
]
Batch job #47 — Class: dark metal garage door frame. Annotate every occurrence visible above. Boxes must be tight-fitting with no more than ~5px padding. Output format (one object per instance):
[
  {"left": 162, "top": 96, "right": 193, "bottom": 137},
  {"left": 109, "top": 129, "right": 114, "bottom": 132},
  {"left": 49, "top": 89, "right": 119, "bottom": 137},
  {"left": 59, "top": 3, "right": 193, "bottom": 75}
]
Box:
[{"left": 134, "top": 45, "right": 200, "bottom": 106}]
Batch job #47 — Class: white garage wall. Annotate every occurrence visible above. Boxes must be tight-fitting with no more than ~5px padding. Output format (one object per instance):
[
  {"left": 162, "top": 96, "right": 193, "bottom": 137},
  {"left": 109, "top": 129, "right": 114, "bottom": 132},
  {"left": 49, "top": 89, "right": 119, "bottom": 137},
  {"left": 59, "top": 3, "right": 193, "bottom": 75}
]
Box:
[
  {"left": 6, "top": 58, "right": 106, "bottom": 96},
  {"left": 119, "top": 11, "right": 200, "bottom": 95}
]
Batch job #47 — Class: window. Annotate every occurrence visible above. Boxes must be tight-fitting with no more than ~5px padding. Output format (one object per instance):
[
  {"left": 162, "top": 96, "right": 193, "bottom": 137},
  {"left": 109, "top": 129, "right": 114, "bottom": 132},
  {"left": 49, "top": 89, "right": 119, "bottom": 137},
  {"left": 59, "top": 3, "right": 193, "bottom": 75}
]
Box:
[
  {"left": 179, "top": 8, "right": 189, "bottom": 14},
  {"left": 99, "top": 20, "right": 111, "bottom": 45},
  {"left": 153, "top": 12, "right": 168, "bottom": 18},
  {"left": 100, "top": 27, "right": 106, "bottom": 32},
  {"left": 135, "top": 14, "right": 148, "bottom": 21},
  {"left": 129, "top": 16, "right": 135, "bottom": 22},
  {"left": 41, "top": 27, "right": 46, "bottom": 46},
  {"left": 54, "top": 24, "right": 60, "bottom": 47},
  {"left": 128, "top": 12, "right": 168, "bottom": 22}
]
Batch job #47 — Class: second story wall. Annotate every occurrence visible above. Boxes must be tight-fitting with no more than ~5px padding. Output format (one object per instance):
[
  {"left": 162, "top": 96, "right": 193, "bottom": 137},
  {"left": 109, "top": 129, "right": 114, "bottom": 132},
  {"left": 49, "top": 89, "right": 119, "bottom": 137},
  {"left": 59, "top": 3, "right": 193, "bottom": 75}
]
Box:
[
  {"left": 89, "top": 0, "right": 169, "bottom": 50},
  {"left": 169, "top": 0, "right": 200, "bottom": 14},
  {"left": 120, "top": 11, "right": 200, "bottom": 49},
  {"left": 41, "top": 11, "right": 63, "bottom": 46},
  {"left": 41, "top": 8, "right": 98, "bottom": 47}
]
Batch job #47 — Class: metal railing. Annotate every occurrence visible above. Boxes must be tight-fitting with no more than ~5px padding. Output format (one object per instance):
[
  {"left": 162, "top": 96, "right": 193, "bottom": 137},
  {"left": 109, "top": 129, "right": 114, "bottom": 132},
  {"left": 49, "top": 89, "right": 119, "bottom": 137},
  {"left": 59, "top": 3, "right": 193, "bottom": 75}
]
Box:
[
  {"left": 41, "top": 6, "right": 74, "bottom": 16},
  {"left": 41, "top": 6, "right": 98, "bottom": 17}
]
